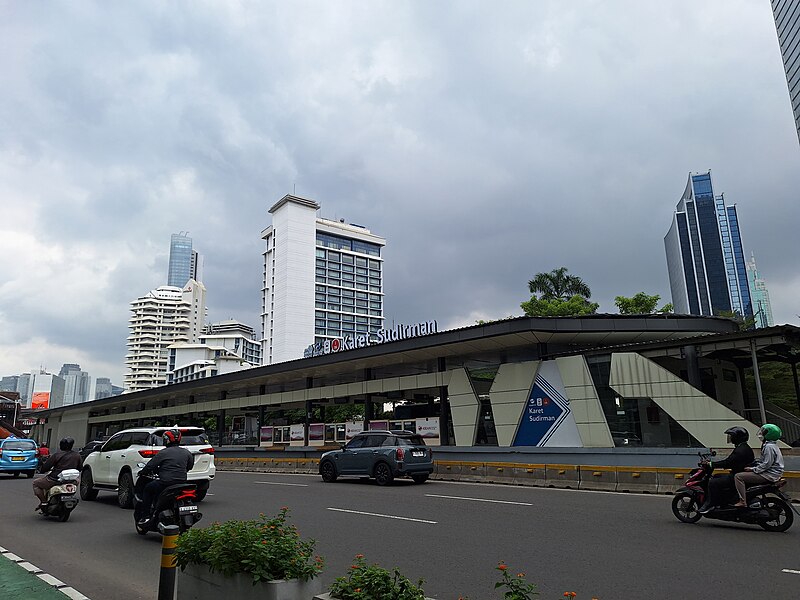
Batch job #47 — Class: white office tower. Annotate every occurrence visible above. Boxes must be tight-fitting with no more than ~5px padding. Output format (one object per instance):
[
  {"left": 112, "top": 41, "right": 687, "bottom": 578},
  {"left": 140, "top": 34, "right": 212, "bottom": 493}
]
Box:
[
  {"left": 124, "top": 279, "right": 207, "bottom": 392},
  {"left": 261, "top": 195, "right": 386, "bottom": 364}
]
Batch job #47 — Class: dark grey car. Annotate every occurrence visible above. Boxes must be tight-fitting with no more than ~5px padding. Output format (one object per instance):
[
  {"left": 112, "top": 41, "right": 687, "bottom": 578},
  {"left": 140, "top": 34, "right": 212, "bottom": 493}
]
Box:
[{"left": 319, "top": 430, "right": 434, "bottom": 485}]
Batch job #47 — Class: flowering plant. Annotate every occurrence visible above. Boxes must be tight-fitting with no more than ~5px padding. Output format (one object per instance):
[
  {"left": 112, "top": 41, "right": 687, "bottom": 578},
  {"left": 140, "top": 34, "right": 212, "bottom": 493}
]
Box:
[
  {"left": 174, "top": 507, "right": 324, "bottom": 583},
  {"left": 495, "top": 563, "right": 539, "bottom": 600},
  {"left": 329, "top": 554, "right": 426, "bottom": 600}
]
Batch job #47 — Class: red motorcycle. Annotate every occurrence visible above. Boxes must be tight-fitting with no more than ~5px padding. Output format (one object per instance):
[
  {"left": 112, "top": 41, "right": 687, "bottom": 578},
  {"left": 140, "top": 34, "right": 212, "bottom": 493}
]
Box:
[{"left": 671, "top": 452, "right": 797, "bottom": 532}]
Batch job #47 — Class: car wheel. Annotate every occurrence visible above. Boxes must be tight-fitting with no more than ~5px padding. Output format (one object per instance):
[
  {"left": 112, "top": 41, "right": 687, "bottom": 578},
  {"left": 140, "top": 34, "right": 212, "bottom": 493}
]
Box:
[
  {"left": 411, "top": 473, "right": 429, "bottom": 484},
  {"left": 13, "top": 472, "right": 20, "bottom": 478},
  {"left": 80, "top": 468, "right": 99, "bottom": 500},
  {"left": 374, "top": 462, "right": 394, "bottom": 486},
  {"left": 27, "top": 471, "right": 35, "bottom": 478},
  {"left": 320, "top": 460, "right": 338, "bottom": 483},
  {"left": 117, "top": 472, "right": 135, "bottom": 509}
]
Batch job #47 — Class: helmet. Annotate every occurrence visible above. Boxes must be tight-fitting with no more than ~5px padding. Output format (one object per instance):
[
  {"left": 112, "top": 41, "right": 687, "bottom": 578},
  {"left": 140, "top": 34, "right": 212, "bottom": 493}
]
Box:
[
  {"left": 59, "top": 437, "right": 75, "bottom": 451},
  {"left": 759, "top": 424, "right": 782, "bottom": 442},
  {"left": 163, "top": 428, "right": 182, "bottom": 446},
  {"left": 724, "top": 426, "right": 749, "bottom": 445}
]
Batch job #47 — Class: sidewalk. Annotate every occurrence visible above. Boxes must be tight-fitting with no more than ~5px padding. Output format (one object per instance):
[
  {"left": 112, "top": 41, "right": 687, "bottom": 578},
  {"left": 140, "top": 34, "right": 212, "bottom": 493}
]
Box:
[{"left": 0, "top": 548, "right": 88, "bottom": 600}]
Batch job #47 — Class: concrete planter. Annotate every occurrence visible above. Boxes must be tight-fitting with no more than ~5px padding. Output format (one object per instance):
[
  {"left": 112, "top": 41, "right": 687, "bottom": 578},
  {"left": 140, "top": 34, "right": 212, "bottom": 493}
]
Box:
[
  {"left": 314, "top": 593, "right": 435, "bottom": 600},
  {"left": 178, "top": 563, "right": 323, "bottom": 600}
]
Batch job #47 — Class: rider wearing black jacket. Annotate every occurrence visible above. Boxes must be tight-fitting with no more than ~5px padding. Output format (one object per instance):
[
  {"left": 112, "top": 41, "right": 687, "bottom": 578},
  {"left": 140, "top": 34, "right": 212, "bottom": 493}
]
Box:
[
  {"left": 136, "top": 429, "right": 194, "bottom": 524},
  {"left": 698, "top": 426, "right": 754, "bottom": 513}
]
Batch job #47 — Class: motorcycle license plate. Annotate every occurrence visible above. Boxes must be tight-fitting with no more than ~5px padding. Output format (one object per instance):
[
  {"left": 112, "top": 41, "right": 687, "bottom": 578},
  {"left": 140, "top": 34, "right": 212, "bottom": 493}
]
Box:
[
  {"left": 412, "top": 451, "right": 424, "bottom": 457},
  {"left": 11, "top": 456, "right": 25, "bottom": 461},
  {"left": 60, "top": 495, "right": 77, "bottom": 502},
  {"left": 179, "top": 505, "right": 198, "bottom": 514}
]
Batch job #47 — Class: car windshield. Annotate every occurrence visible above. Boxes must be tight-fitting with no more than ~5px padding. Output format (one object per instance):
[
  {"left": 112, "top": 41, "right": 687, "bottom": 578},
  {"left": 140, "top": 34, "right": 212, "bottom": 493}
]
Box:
[
  {"left": 396, "top": 435, "right": 426, "bottom": 446},
  {"left": 3, "top": 441, "right": 36, "bottom": 451},
  {"left": 152, "top": 429, "right": 209, "bottom": 446}
]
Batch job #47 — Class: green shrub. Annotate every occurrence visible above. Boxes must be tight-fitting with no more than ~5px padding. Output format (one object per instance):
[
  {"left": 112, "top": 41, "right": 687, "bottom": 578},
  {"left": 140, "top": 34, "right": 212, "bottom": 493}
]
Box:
[{"left": 329, "top": 554, "right": 425, "bottom": 600}]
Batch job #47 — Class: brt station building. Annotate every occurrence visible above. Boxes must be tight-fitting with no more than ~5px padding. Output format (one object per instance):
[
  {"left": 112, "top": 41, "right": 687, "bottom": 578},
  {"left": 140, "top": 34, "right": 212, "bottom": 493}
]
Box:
[{"left": 31, "top": 316, "right": 800, "bottom": 457}]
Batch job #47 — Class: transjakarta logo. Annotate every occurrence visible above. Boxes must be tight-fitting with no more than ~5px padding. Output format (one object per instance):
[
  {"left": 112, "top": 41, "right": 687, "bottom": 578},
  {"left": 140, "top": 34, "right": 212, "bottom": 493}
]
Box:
[{"left": 303, "top": 320, "right": 438, "bottom": 358}]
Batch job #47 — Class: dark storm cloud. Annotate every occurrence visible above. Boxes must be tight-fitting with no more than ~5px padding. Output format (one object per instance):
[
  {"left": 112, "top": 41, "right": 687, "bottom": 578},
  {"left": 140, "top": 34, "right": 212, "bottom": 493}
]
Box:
[{"left": 1, "top": 1, "right": 798, "bottom": 384}]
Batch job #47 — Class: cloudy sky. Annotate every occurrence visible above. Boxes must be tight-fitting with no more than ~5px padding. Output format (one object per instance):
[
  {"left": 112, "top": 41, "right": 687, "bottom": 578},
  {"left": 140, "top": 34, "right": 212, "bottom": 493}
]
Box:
[{"left": 1, "top": 1, "right": 798, "bottom": 387}]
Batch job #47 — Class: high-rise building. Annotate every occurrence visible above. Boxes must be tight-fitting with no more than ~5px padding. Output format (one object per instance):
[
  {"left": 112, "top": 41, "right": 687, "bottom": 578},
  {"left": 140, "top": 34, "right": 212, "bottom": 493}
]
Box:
[
  {"left": 772, "top": 0, "right": 800, "bottom": 144},
  {"left": 0, "top": 376, "right": 19, "bottom": 392},
  {"left": 59, "top": 364, "right": 91, "bottom": 406},
  {"left": 29, "top": 370, "right": 65, "bottom": 410},
  {"left": 124, "top": 279, "right": 207, "bottom": 392},
  {"left": 261, "top": 195, "right": 386, "bottom": 364},
  {"left": 94, "top": 377, "right": 114, "bottom": 399},
  {"left": 168, "top": 233, "right": 203, "bottom": 287},
  {"left": 746, "top": 253, "right": 775, "bottom": 328},
  {"left": 664, "top": 172, "right": 753, "bottom": 317}
]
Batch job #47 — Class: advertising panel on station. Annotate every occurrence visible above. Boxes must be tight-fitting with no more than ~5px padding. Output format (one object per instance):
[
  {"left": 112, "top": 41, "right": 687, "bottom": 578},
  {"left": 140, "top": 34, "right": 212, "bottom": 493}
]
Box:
[
  {"left": 345, "top": 421, "right": 364, "bottom": 439},
  {"left": 416, "top": 417, "right": 441, "bottom": 446},
  {"left": 513, "top": 360, "right": 581, "bottom": 447},
  {"left": 259, "top": 426, "right": 274, "bottom": 447}
]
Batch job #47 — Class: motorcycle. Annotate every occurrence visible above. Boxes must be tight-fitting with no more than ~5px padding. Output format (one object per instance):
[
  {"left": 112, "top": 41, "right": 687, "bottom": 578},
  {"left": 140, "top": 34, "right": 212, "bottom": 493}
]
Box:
[
  {"left": 37, "top": 469, "right": 80, "bottom": 522},
  {"left": 671, "top": 452, "right": 798, "bottom": 532},
  {"left": 132, "top": 466, "right": 202, "bottom": 535}
]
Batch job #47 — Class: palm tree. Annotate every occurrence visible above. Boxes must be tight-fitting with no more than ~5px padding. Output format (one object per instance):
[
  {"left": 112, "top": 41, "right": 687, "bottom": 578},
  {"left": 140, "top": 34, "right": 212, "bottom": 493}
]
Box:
[{"left": 528, "top": 267, "right": 592, "bottom": 301}]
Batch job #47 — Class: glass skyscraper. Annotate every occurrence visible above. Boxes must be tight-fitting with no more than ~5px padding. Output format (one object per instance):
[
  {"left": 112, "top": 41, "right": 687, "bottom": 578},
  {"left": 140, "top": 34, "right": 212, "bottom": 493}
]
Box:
[
  {"left": 167, "top": 233, "right": 202, "bottom": 287},
  {"left": 746, "top": 253, "right": 775, "bottom": 328},
  {"left": 772, "top": 0, "right": 800, "bottom": 144},
  {"left": 664, "top": 172, "right": 753, "bottom": 318}
]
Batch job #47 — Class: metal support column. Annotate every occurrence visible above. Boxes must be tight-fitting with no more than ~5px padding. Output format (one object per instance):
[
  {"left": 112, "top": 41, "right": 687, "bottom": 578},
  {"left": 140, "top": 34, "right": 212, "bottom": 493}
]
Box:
[
  {"left": 304, "top": 377, "right": 313, "bottom": 446},
  {"left": 683, "top": 345, "right": 701, "bottom": 389},
  {"left": 216, "top": 409, "right": 225, "bottom": 446},
  {"left": 749, "top": 339, "right": 767, "bottom": 425}
]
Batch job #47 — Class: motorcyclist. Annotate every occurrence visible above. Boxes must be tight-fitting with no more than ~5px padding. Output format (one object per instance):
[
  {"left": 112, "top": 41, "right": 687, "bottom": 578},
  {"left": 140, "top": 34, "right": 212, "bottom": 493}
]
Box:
[
  {"left": 33, "top": 437, "right": 82, "bottom": 510},
  {"left": 697, "top": 426, "right": 754, "bottom": 513},
  {"left": 136, "top": 428, "right": 194, "bottom": 525},
  {"left": 733, "top": 423, "right": 785, "bottom": 508}
]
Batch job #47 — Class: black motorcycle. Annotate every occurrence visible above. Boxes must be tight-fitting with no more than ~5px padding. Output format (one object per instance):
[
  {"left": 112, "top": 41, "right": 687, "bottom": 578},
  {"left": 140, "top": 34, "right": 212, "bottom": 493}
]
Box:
[
  {"left": 672, "top": 452, "right": 797, "bottom": 532},
  {"left": 132, "top": 469, "right": 202, "bottom": 535},
  {"left": 37, "top": 469, "right": 80, "bottom": 522}
]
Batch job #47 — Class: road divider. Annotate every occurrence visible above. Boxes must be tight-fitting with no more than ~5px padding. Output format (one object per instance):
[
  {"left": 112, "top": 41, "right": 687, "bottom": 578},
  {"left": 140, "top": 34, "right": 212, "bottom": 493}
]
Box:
[{"left": 213, "top": 457, "right": 800, "bottom": 500}]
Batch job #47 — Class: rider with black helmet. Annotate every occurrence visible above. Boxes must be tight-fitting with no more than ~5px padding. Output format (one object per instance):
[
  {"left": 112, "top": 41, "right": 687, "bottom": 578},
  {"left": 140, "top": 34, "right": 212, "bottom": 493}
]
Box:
[
  {"left": 697, "top": 426, "right": 754, "bottom": 514},
  {"left": 33, "top": 437, "right": 83, "bottom": 510},
  {"left": 136, "top": 428, "right": 194, "bottom": 525}
]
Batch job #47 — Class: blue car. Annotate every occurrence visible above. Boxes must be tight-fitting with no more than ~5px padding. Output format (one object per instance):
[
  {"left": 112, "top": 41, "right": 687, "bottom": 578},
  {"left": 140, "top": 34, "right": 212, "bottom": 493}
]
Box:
[{"left": 0, "top": 438, "right": 39, "bottom": 478}]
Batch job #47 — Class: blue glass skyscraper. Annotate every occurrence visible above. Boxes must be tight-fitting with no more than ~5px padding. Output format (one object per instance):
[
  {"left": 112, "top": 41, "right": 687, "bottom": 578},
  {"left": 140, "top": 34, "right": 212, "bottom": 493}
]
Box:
[
  {"left": 167, "top": 233, "right": 201, "bottom": 286},
  {"left": 664, "top": 172, "right": 753, "bottom": 317}
]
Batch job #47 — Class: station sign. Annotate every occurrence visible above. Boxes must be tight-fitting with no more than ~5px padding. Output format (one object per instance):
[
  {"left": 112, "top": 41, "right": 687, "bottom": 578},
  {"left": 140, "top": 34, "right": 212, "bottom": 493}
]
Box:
[{"left": 303, "top": 320, "right": 438, "bottom": 358}]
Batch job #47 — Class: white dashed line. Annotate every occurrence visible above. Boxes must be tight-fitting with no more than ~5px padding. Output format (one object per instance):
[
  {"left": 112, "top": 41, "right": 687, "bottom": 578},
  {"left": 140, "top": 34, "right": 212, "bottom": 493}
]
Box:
[
  {"left": 426, "top": 493, "right": 533, "bottom": 506},
  {"left": 254, "top": 481, "right": 309, "bottom": 487},
  {"left": 782, "top": 569, "right": 800, "bottom": 575},
  {"left": 327, "top": 507, "right": 437, "bottom": 524}
]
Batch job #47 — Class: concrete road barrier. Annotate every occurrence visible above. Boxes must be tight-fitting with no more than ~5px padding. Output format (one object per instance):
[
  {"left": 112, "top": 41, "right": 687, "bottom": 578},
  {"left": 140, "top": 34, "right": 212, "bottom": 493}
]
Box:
[
  {"left": 434, "top": 461, "right": 462, "bottom": 481},
  {"left": 484, "top": 463, "right": 517, "bottom": 485},
  {"left": 458, "top": 462, "right": 487, "bottom": 483},
  {"left": 657, "top": 468, "right": 689, "bottom": 494},
  {"left": 616, "top": 467, "right": 659, "bottom": 493},
  {"left": 545, "top": 464, "right": 580, "bottom": 489},
  {"left": 512, "top": 464, "right": 547, "bottom": 487},
  {"left": 578, "top": 465, "right": 617, "bottom": 492}
]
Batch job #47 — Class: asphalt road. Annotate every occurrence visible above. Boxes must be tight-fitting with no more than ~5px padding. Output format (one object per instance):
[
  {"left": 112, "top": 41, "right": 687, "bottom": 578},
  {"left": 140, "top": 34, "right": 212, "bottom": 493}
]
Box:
[{"left": 1, "top": 471, "right": 799, "bottom": 599}]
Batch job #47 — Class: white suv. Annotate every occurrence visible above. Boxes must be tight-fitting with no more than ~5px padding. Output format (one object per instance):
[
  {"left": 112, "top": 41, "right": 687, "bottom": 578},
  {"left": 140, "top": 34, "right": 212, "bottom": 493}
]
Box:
[{"left": 80, "top": 426, "right": 216, "bottom": 508}]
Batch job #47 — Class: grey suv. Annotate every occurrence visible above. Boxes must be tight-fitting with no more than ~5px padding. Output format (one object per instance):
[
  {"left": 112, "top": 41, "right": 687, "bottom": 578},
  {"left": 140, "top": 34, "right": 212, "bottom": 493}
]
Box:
[{"left": 319, "top": 430, "right": 434, "bottom": 486}]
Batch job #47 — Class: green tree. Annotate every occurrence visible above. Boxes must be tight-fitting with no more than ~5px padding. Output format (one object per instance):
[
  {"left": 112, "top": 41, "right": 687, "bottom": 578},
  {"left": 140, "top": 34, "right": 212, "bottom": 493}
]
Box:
[
  {"left": 528, "top": 267, "right": 591, "bottom": 301},
  {"left": 521, "top": 294, "right": 599, "bottom": 316},
  {"left": 522, "top": 268, "right": 597, "bottom": 316},
  {"left": 717, "top": 309, "right": 757, "bottom": 331},
  {"left": 614, "top": 292, "right": 674, "bottom": 314}
]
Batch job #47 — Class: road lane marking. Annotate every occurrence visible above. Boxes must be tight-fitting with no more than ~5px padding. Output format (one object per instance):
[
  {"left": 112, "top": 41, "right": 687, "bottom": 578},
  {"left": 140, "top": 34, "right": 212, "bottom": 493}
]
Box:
[
  {"left": 782, "top": 569, "right": 800, "bottom": 575},
  {"left": 426, "top": 493, "right": 532, "bottom": 506},
  {"left": 254, "top": 481, "right": 309, "bottom": 487},
  {"left": 327, "top": 507, "right": 437, "bottom": 524}
]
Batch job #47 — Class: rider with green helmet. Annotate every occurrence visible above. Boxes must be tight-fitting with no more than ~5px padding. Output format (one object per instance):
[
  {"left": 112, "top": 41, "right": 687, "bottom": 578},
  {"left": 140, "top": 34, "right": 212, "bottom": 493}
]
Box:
[{"left": 733, "top": 423, "right": 785, "bottom": 508}]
